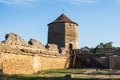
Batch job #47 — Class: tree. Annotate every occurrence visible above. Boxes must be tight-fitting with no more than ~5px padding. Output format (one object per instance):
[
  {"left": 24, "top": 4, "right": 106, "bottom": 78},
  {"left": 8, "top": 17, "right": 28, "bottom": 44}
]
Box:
[
  {"left": 104, "top": 42, "right": 113, "bottom": 48},
  {"left": 91, "top": 41, "right": 113, "bottom": 53}
]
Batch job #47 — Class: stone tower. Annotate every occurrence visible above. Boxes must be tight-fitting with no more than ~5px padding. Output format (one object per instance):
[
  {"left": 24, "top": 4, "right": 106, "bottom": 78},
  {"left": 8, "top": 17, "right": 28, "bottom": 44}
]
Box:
[{"left": 48, "top": 14, "right": 78, "bottom": 49}]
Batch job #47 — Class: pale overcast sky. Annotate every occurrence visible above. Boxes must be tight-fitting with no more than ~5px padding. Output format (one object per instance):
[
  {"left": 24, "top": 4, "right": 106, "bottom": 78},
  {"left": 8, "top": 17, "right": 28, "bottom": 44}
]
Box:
[{"left": 0, "top": 0, "right": 120, "bottom": 48}]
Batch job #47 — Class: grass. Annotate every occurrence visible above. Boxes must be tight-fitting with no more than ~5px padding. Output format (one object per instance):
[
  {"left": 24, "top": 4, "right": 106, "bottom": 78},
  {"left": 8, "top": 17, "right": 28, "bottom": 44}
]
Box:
[
  {"left": 3, "top": 68, "right": 120, "bottom": 80},
  {"left": 9, "top": 74, "right": 98, "bottom": 80},
  {"left": 7, "top": 68, "right": 97, "bottom": 80},
  {"left": 36, "top": 68, "right": 86, "bottom": 74},
  {"left": 89, "top": 72, "right": 120, "bottom": 75}
]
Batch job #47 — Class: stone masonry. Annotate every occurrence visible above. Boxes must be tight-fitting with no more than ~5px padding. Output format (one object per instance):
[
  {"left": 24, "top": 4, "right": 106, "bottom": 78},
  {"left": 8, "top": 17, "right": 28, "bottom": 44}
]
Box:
[
  {"left": 48, "top": 14, "right": 78, "bottom": 49},
  {"left": 0, "top": 33, "right": 69, "bottom": 74}
]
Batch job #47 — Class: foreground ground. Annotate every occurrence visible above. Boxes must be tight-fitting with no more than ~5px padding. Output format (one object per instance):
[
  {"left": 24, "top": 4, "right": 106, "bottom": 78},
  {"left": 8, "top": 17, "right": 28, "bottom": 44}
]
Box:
[{"left": 1, "top": 68, "right": 120, "bottom": 80}]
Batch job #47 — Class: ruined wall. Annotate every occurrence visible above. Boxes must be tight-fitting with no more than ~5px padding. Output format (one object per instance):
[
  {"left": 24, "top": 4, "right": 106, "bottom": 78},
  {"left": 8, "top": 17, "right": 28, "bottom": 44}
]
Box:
[
  {"left": 2, "top": 33, "right": 28, "bottom": 46},
  {"left": 96, "top": 48, "right": 119, "bottom": 54},
  {"left": 2, "top": 53, "right": 34, "bottom": 74},
  {"left": 70, "top": 53, "right": 109, "bottom": 69},
  {"left": 1, "top": 53, "right": 68, "bottom": 74},
  {"left": 109, "top": 55, "right": 120, "bottom": 70},
  {"left": 0, "top": 33, "right": 69, "bottom": 74},
  {"left": 71, "top": 49, "right": 120, "bottom": 69}
]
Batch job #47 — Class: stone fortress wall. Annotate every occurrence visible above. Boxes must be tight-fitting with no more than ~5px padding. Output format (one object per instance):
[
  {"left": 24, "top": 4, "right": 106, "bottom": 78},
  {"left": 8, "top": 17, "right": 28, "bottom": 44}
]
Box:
[
  {"left": 0, "top": 33, "right": 120, "bottom": 74},
  {"left": 0, "top": 33, "right": 69, "bottom": 74},
  {"left": 71, "top": 47, "right": 120, "bottom": 69}
]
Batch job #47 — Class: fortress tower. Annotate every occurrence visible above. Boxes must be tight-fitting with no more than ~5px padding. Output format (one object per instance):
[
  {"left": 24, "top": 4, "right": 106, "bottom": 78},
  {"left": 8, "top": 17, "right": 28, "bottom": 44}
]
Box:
[{"left": 47, "top": 14, "right": 78, "bottom": 49}]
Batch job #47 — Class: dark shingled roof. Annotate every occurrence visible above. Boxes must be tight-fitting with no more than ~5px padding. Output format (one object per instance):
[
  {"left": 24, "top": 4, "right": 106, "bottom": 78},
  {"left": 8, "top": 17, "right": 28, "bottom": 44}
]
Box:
[{"left": 48, "top": 14, "right": 78, "bottom": 26}]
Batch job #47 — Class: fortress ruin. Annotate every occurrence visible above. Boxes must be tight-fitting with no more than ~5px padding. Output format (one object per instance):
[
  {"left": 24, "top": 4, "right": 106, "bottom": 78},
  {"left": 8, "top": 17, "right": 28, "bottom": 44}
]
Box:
[
  {"left": 0, "top": 14, "right": 120, "bottom": 75},
  {"left": 0, "top": 14, "right": 78, "bottom": 74}
]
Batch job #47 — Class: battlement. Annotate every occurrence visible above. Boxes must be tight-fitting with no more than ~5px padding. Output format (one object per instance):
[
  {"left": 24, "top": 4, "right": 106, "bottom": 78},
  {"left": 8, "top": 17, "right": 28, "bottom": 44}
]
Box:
[{"left": 0, "top": 33, "right": 69, "bottom": 55}]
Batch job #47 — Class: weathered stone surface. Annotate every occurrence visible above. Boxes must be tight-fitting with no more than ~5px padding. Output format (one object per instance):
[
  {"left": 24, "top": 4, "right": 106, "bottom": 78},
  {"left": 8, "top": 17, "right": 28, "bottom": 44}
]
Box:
[
  {"left": 29, "top": 39, "right": 41, "bottom": 46},
  {"left": 46, "top": 44, "right": 59, "bottom": 54},
  {"left": 60, "top": 47, "right": 69, "bottom": 55},
  {"left": 48, "top": 23, "right": 65, "bottom": 48},
  {"left": 48, "top": 14, "right": 78, "bottom": 49},
  {"left": 28, "top": 38, "right": 45, "bottom": 50},
  {"left": 97, "top": 48, "right": 117, "bottom": 53},
  {"left": 2, "top": 33, "right": 28, "bottom": 46},
  {"left": 1, "top": 51, "right": 68, "bottom": 74},
  {"left": 2, "top": 53, "right": 34, "bottom": 74},
  {"left": 0, "top": 37, "right": 69, "bottom": 74},
  {"left": 80, "top": 47, "right": 91, "bottom": 54},
  {"left": 109, "top": 55, "right": 120, "bottom": 70},
  {"left": 65, "top": 23, "right": 78, "bottom": 49},
  {"left": 81, "top": 47, "right": 90, "bottom": 52}
]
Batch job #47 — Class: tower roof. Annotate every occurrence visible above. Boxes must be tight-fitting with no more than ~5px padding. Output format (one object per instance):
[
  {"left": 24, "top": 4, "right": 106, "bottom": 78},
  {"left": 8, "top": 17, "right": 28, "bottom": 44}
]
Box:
[{"left": 48, "top": 14, "right": 78, "bottom": 26}]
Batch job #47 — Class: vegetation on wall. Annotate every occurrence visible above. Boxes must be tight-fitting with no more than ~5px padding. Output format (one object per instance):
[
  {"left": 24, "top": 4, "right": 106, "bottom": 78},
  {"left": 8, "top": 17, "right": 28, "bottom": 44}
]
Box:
[{"left": 91, "top": 42, "right": 113, "bottom": 53}]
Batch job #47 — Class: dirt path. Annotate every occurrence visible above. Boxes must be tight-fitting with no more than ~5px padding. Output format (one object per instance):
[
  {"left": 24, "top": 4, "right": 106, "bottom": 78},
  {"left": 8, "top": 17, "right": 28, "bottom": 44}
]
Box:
[{"left": 72, "top": 69, "right": 120, "bottom": 79}]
